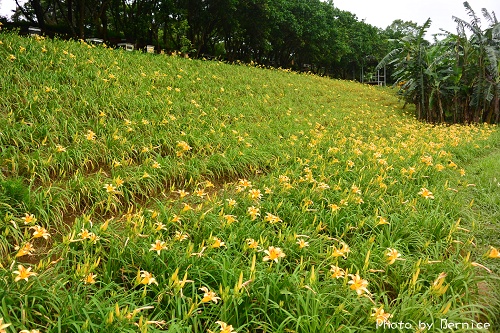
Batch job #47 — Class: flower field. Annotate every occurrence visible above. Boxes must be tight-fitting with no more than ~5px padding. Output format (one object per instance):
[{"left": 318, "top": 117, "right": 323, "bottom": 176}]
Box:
[{"left": 1, "top": 32, "right": 499, "bottom": 332}]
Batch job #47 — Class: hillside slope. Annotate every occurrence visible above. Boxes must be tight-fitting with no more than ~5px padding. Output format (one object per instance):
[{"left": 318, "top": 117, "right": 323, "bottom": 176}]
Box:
[{"left": 1, "top": 33, "right": 499, "bottom": 332}]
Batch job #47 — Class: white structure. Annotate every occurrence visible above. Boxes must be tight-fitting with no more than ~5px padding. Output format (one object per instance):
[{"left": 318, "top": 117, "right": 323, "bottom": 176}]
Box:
[
  {"left": 28, "top": 27, "right": 41, "bottom": 36},
  {"left": 117, "top": 43, "right": 134, "bottom": 51},
  {"left": 86, "top": 38, "right": 104, "bottom": 45}
]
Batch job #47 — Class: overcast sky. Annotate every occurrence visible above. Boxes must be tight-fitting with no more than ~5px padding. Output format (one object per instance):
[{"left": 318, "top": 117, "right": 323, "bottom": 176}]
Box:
[
  {"left": 1, "top": 0, "right": 25, "bottom": 17},
  {"left": 1, "top": 0, "right": 499, "bottom": 38},
  {"left": 334, "top": 0, "right": 499, "bottom": 38}
]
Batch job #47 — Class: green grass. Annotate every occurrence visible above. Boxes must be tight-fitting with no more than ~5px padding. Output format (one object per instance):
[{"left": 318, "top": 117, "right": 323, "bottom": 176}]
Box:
[
  {"left": 1, "top": 32, "right": 499, "bottom": 332},
  {"left": 454, "top": 138, "right": 500, "bottom": 329}
]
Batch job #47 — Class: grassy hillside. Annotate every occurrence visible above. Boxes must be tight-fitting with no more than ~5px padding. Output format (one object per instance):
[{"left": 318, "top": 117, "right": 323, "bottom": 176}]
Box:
[{"left": 1, "top": 32, "right": 499, "bottom": 333}]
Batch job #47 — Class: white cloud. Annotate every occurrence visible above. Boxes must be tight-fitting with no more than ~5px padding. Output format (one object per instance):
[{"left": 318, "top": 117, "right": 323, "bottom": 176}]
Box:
[
  {"left": 0, "top": 0, "right": 27, "bottom": 18},
  {"left": 333, "top": 0, "right": 499, "bottom": 38}
]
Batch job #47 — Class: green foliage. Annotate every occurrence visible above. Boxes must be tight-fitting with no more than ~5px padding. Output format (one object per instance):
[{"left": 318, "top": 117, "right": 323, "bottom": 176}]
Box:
[
  {"left": 0, "top": 31, "right": 499, "bottom": 332},
  {"left": 0, "top": 177, "right": 31, "bottom": 215},
  {"left": 6, "top": 0, "right": 389, "bottom": 79},
  {"left": 378, "top": 2, "right": 500, "bottom": 124}
]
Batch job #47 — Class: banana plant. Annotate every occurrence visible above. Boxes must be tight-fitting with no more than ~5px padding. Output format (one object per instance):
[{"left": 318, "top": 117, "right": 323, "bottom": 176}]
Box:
[
  {"left": 378, "top": 2, "right": 499, "bottom": 124},
  {"left": 452, "top": 2, "right": 499, "bottom": 123},
  {"left": 482, "top": 12, "right": 500, "bottom": 123},
  {"left": 377, "top": 18, "right": 432, "bottom": 121}
]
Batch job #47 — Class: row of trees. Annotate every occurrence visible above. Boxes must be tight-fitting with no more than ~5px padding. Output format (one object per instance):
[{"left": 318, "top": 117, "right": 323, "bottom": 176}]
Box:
[
  {"left": 2, "top": 0, "right": 403, "bottom": 79},
  {"left": 378, "top": 2, "right": 499, "bottom": 124},
  {"left": 3, "top": 1, "right": 497, "bottom": 123}
]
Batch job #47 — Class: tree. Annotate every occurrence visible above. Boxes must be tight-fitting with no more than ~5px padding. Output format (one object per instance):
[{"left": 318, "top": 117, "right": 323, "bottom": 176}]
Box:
[
  {"left": 452, "top": 2, "right": 499, "bottom": 123},
  {"left": 378, "top": 2, "right": 499, "bottom": 124},
  {"left": 384, "top": 19, "right": 421, "bottom": 40}
]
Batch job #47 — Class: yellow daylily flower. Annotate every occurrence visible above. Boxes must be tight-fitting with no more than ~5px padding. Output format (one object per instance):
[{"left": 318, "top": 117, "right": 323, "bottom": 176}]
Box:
[
  {"left": 211, "top": 237, "right": 226, "bottom": 248},
  {"left": 487, "top": 246, "right": 500, "bottom": 258},
  {"left": 348, "top": 273, "right": 369, "bottom": 295},
  {"left": 247, "top": 206, "right": 260, "bottom": 220},
  {"left": 247, "top": 238, "right": 259, "bottom": 249},
  {"left": 0, "top": 317, "right": 12, "bottom": 333},
  {"left": 16, "top": 242, "right": 35, "bottom": 257},
  {"left": 139, "top": 270, "right": 158, "bottom": 285},
  {"left": 215, "top": 321, "right": 235, "bottom": 333},
  {"left": 330, "top": 265, "right": 345, "bottom": 279},
  {"left": 296, "top": 238, "right": 309, "bottom": 249},
  {"left": 83, "top": 273, "right": 97, "bottom": 284},
  {"left": 150, "top": 240, "right": 167, "bottom": 255},
  {"left": 372, "top": 306, "right": 392, "bottom": 325},
  {"left": 30, "top": 225, "right": 50, "bottom": 239},
  {"left": 199, "top": 286, "right": 221, "bottom": 304},
  {"left": 13, "top": 265, "right": 37, "bottom": 282},
  {"left": 418, "top": 187, "right": 434, "bottom": 199},
  {"left": 22, "top": 213, "right": 37, "bottom": 225},
  {"left": 386, "top": 248, "right": 401, "bottom": 265},
  {"left": 263, "top": 246, "right": 285, "bottom": 263}
]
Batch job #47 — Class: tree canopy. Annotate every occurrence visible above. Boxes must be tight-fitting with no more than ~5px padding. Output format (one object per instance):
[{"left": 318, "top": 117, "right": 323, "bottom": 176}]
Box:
[
  {"left": 378, "top": 2, "right": 499, "bottom": 124},
  {"left": 1, "top": 0, "right": 389, "bottom": 79}
]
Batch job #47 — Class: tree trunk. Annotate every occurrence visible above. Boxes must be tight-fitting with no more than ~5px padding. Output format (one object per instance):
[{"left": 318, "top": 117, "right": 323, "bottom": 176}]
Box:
[
  {"left": 100, "top": 5, "right": 109, "bottom": 39},
  {"left": 68, "top": 0, "right": 73, "bottom": 28},
  {"left": 93, "top": 0, "right": 110, "bottom": 39},
  {"left": 78, "top": 0, "right": 85, "bottom": 38},
  {"left": 492, "top": 92, "right": 499, "bottom": 124},
  {"left": 29, "top": 0, "right": 45, "bottom": 29},
  {"left": 162, "top": 23, "right": 167, "bottom": 47},
  {"left": 56, "top": 0, "right": 76, "bottom": 37},
  {"left": 437, "top": 92, "right": 444, "bottom": 123}
]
